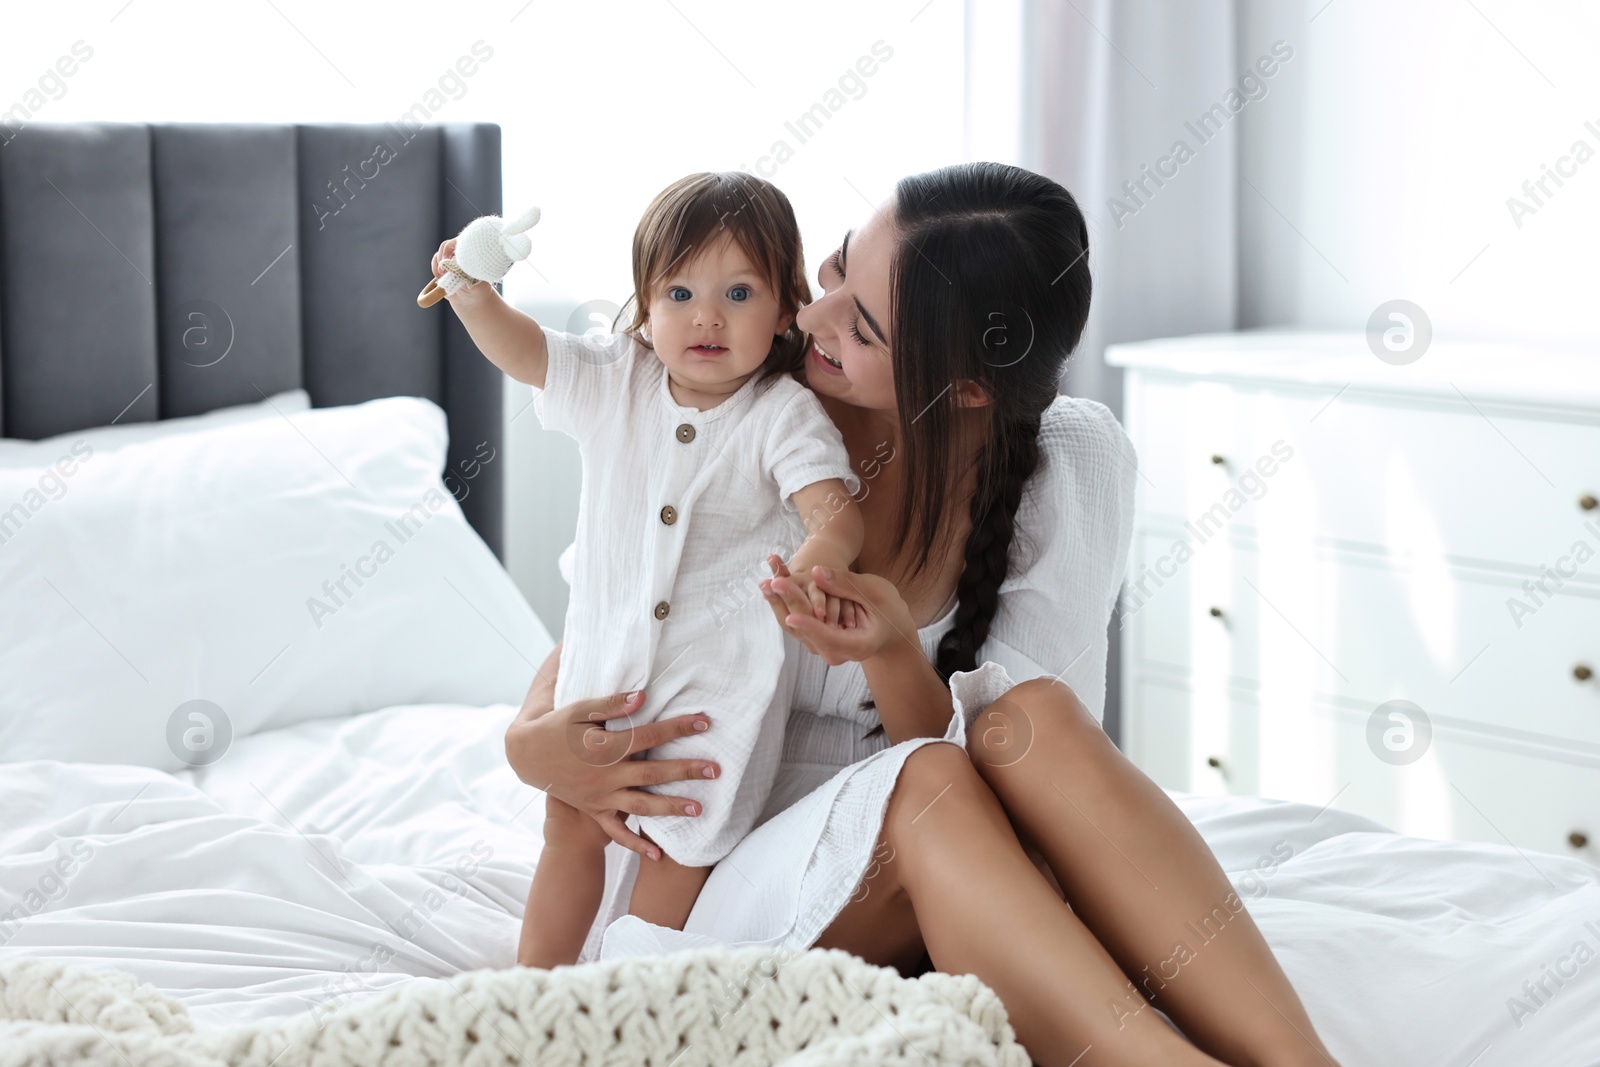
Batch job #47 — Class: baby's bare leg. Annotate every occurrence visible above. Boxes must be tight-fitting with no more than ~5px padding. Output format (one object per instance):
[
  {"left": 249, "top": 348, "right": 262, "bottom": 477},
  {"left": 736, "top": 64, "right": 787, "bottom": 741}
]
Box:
[
  {"left": 518, "top": 794, "right": 612, "bottom": 968},
  {"left": 626, "top": 830, "right": 713, "bottom": 930}
]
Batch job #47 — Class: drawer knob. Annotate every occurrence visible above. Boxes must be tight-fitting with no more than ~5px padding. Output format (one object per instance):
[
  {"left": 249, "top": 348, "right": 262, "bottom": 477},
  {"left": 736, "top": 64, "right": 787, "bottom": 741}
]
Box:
[
  {"left": 1210, "top": 454, "right": 1225, "bottom": 466},
  {"left": 1576, "top": 664, "right": 1594, "bottom": 682},
  {"left": 1206, "top": 755, "right": 1223, "bottom": 769},
  {"left": 1570, "top": 831, "right": 1590, "bottom": 850},
  {"left": 1581, "top": 494, "right": 1598, "bottom": 512},
  {"left": 1209, "top": 605, "right": 1225, "bottom": 618}
]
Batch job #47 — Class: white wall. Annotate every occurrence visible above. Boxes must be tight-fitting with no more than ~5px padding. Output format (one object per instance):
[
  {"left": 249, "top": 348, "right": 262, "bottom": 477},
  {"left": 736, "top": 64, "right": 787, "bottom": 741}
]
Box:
[
  {"left": 1237, "top": 0, "right": 1600, "bottom": 346},
  {"left": 496, "top": 5, "right": 967, "bottom": 634},
  {"left": 2, "top": 0, "right": 965, "bottom": 635}
]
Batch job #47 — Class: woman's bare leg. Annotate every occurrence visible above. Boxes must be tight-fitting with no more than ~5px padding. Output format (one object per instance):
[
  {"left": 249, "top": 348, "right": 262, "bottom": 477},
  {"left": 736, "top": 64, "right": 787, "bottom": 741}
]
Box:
[
  {"left": 810, "top": 835, "right": 927, "bottom": 975},
  {"left": 968, "top": 677, "right": 1339, "bottom": 1067},
  {"left": 817, "top": 742, "right": 1224, "bottom": 1067}
]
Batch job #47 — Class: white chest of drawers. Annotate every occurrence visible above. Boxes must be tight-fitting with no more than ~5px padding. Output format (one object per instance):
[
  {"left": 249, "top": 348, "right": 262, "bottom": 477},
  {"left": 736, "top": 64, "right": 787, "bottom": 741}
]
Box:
[{"left": 1106, "top": 332, "right": 1600, "bottom": 864}]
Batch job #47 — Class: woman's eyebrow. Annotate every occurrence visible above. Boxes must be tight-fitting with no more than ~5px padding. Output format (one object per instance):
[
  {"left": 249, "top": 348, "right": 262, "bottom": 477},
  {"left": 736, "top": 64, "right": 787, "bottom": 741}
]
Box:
[{"left": 839, "top": 230, "right": 852, "bottom": 273}]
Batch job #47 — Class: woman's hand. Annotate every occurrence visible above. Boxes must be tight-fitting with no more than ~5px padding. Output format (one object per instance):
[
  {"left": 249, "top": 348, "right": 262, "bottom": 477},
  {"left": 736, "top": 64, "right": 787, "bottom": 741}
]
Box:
[
  {"left": 759, "top": 554, "right": 858, "bottom": 635},
  {"left": 759, "top": 556, "right": 918, "bottom": 666},
  {"left": 505, "top": 677, "right": 721, "bottom": 861}
]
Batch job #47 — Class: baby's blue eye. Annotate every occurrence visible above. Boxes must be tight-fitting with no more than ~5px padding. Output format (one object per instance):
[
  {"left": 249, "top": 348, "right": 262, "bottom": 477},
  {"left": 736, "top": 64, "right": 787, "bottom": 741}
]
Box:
[
  {"left": 728, "top": 286, "right": 751, "bottom": 302},
  {"left": 669, "top": 287, "right": 691, "bottom": 302}
]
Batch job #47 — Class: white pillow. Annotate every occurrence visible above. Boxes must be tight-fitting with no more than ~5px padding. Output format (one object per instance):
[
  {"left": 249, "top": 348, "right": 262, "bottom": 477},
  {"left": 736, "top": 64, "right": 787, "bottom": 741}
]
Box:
[
  {"left": 0, "top": 395, "right": 551, "bottom": 770},
  {"left": 0, "top": 388, "right": 309, "bottom": 467}
]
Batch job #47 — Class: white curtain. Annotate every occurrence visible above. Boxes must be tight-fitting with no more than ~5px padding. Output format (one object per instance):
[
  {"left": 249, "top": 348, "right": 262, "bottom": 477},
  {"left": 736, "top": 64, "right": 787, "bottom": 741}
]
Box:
[{"left": 967, "top": 0, "right": 1241, "bottom": 414}]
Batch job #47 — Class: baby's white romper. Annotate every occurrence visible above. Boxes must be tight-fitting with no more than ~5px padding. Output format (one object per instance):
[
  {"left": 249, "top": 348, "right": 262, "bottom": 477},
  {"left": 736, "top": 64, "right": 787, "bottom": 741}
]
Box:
[{"left": 531, "top": 327, "right": 857, "bottom": 867}]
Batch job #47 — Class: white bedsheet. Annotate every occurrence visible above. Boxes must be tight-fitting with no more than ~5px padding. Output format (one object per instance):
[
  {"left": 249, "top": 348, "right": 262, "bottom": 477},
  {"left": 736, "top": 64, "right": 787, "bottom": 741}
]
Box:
[
  {"left": 0, "top": 704, "right": 539, "bottom": 1027},
  {"left": 2, "top": 702, "right": 1598, "bottom": 1065}
]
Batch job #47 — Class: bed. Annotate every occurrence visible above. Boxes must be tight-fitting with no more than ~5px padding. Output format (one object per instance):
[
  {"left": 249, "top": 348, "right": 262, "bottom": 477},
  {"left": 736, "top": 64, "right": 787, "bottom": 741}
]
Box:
[{"left": 2, "top": 122, "right": 1599, "bottom": 1067}]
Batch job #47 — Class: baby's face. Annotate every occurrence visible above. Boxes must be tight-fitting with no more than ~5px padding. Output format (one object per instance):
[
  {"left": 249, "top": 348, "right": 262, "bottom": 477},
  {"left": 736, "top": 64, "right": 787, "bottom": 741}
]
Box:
[{"left": 646, "top": 236, "right": 792, "bottom": 399}]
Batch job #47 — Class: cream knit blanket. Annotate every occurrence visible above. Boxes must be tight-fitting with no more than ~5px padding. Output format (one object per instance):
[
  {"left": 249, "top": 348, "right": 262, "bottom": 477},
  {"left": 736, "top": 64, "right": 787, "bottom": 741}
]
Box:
[{"left": 0, "top": 947, "right": 1029, "bottom": 1067}]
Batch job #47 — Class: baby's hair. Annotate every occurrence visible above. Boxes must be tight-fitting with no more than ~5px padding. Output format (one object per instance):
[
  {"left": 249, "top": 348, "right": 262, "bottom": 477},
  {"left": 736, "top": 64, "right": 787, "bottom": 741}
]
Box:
[{"left": 621, "top": 172, "right": 811, "bottom": 387}]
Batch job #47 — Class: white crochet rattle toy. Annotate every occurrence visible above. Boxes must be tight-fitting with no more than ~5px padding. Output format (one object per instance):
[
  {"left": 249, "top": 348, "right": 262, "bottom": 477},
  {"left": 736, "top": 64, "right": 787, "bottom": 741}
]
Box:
[{"left": 418, "top": 205, "right": 541, "bottom": 308}]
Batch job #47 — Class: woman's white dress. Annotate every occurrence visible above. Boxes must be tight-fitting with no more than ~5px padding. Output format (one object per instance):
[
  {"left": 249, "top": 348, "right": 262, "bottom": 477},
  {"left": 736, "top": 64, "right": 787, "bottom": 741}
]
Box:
[{"left": 561, "top": 394, "right": 1137, "bottom": 963}]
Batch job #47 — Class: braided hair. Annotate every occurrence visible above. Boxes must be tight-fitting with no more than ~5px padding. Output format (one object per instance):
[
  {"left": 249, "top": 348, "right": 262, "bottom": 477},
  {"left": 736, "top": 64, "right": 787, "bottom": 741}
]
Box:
[
  {"left": 859, "top": 163, "right": 1092, "bottom": 726},
  {"left": 933, "top": 411, "right": 1043, "bottom": 680}
]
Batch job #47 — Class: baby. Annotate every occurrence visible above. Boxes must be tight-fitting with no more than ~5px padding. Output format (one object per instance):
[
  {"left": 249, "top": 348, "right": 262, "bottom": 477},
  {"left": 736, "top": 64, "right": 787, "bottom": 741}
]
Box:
[{"left": 433, "top": 172, "right": 863, "bottom": 968}]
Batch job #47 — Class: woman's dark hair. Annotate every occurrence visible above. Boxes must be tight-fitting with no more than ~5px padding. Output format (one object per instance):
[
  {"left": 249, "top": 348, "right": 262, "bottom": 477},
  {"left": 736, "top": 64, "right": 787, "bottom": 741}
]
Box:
[
  {"left": 620, "top": 171, "right": 812, "bottom": 389},
  {"left": 862, "top": 162, "right": 1092, "bottom": 722}
]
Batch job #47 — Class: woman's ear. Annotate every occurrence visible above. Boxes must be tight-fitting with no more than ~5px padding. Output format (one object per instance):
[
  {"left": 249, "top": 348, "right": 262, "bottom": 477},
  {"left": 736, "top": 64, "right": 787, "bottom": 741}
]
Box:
[{"left": 952, "top": 378, "right": 993, "bottom": 408}]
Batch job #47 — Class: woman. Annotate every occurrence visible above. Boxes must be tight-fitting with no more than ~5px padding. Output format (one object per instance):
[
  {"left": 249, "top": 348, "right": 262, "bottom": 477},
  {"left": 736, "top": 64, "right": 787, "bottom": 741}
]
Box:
[{"left": 505, "top": 162, "right": 1341, "bottom": 1066}]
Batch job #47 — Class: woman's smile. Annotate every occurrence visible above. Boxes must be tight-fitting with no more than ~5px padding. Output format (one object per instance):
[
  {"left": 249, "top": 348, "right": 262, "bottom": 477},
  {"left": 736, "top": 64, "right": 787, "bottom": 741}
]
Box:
[{"left": 810, "top": 338, "right": 846, "bottom": 375}]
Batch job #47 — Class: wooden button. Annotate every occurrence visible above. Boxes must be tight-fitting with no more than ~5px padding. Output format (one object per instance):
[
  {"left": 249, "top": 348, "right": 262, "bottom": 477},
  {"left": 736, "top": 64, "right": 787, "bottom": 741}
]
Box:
[
  {"left": 653, "top": 600, "right": 671, "bottom": 620},
  {"left": 675, "top": 423, "right": 696, "bottom": 443},
  {"left": 660, "top": 505, "right": 677, "bottom": 525}
]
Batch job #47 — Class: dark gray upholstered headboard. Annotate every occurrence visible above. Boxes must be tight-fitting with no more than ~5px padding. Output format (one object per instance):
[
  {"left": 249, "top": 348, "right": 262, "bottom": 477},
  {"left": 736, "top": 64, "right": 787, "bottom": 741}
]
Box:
[{"left": 0, "top": 122, "right": 506, "bottom": 558}]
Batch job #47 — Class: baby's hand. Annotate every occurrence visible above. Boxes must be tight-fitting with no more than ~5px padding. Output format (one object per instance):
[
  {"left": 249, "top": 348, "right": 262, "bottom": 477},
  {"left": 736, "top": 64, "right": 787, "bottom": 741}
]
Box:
[
  {"left": 429, "top": 237, "right": 493, "bottom": 310},
  {"left": 760, "top": 555, "right": 799, "bottom": 633},
  {"left": 784, "top": 566, "right": 829, "bottom": 620},
  {"left": 759, "top": 557, "right": 860, "bottom": 633},
  {"left": 824, "top": 592, "right": 861, "bottom": 629},
  {"left": 759, "top": 557, "right": 911, "bottom": 666},
  {"left": 430, "top": 237, "right": 458, "bottom": 279}
]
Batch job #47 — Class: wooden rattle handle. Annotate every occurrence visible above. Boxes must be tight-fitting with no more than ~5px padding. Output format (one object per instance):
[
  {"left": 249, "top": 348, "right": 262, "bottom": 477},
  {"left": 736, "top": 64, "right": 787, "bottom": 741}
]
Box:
[
  {"left": 416, "top": 278, "right": 448, "bottom": 307},
  {"left": 417, "top": 277, "right": 448, "bottom": 308},
  {"left": 418, "top": 260, "right": 475, "bottom": 309}
]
